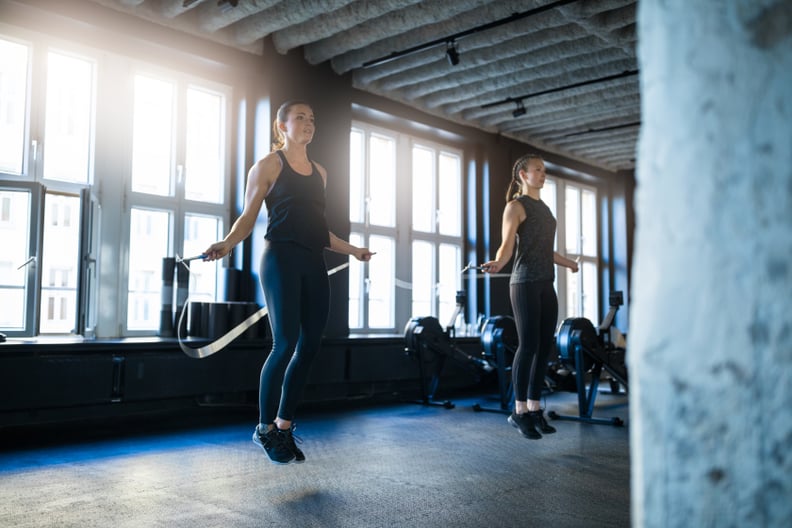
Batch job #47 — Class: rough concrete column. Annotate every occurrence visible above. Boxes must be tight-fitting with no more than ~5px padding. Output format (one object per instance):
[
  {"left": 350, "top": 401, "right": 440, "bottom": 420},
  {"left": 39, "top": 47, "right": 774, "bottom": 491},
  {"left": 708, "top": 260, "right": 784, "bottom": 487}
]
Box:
[{"left": 631, "top": 1, "right": 792, "bottom": 527}]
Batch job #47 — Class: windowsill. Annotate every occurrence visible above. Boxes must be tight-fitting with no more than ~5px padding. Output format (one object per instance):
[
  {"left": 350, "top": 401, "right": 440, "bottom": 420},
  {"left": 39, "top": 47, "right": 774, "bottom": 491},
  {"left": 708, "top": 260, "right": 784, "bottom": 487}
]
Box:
[
  {"left": 0, "top": 333, "right": 482, "bottom": 348},
  {"left": 0, "top": 335, "right": 216, "bottom": 349}
]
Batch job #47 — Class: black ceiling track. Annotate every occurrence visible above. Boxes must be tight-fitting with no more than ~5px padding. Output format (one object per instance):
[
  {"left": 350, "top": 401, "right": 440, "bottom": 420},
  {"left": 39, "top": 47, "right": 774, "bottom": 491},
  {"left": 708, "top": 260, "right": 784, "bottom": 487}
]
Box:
[
  {"left": 360, "top": 0, "right": 580, "bottom": 69},
  {"left": 552, "top": 121, "right": 642, "bottom": 139},
  {"left": 481, "top": 69, "right": 639, "bottom": 110}
]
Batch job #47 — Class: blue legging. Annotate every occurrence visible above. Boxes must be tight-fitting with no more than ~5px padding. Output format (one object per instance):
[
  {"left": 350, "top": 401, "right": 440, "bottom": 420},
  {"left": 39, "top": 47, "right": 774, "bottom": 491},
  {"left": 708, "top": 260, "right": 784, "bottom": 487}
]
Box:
[
  {"left": 510, "top": 280, "right": 558, "bottom": 402},
  {"left": 258, "top": 241, "right": 329, "bottom": 423}
]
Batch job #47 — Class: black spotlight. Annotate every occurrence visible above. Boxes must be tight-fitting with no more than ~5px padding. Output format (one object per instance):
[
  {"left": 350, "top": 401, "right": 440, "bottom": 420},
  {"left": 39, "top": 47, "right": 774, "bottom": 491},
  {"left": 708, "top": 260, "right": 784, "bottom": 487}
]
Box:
[
  {"left": 512, "top": 100, "right": 526, "bottom": 118},
  {"left": 446, "top": 41, "right": 460, "bottom": 66}
]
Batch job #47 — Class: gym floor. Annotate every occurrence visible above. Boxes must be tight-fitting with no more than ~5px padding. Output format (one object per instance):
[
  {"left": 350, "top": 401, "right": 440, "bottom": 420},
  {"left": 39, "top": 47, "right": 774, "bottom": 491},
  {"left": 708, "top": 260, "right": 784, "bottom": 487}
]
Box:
[{"left": 0, "top": 390, "right": 629, "bottom": 528}]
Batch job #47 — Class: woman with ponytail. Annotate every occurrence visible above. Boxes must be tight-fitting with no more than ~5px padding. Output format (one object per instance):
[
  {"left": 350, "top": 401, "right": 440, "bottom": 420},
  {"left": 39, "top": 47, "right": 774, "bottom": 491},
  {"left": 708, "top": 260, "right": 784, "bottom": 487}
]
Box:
[
  {"left": 481, "top": 154, "right": 579, "bottom": 439},
  {"left": 203, "top": 101, "right": 374, "bottom": 463}
]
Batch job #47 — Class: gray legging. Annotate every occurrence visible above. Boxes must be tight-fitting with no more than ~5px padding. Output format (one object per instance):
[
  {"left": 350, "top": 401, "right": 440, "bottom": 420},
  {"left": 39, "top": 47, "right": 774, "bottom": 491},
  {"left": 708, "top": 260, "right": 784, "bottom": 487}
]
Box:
[
  {"left": 509, "top": 280, "right": 558, "bottom": 402},
  {"left": 258, "top": 241, "right": 329, "bottom": 423}
]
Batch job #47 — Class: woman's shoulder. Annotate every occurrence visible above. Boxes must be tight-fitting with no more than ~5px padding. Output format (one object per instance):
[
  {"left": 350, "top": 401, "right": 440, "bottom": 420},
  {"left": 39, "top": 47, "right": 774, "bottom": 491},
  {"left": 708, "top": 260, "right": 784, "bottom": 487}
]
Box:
[
  {"left": 311, "top": 159, "right": 327, "bottom": 175},
  {"left": 248, "top": 152, "right": 283, "bottom": 185},
  {"left": 254, "top": 151, "right": 283, "bottom": 171},
  {"left": 504, "top": 198, "right": 527, "bottom": 220}
]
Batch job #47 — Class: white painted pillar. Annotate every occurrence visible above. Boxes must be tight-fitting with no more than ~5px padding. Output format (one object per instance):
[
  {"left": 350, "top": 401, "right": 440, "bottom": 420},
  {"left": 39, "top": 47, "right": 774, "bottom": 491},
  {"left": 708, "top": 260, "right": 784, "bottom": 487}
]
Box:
[{"left": 631, "top": 1, "right": 792, "bottom": 526}]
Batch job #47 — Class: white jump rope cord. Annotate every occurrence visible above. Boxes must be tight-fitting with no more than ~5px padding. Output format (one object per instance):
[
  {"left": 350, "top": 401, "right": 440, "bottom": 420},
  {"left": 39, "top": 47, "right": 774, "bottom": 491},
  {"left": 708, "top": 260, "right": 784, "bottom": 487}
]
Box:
[
  {"left": 177, "top": 259, "right": 508, "bottom": 359},
  {"left": 176, "top": 260, "right": 350, "bottom": 359}
]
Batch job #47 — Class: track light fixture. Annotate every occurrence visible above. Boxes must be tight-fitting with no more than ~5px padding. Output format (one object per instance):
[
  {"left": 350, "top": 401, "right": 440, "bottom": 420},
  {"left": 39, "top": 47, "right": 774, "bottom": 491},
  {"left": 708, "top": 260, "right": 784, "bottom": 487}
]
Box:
[
  {"left": 512, "top": 100, "right": 526, "bottom": 118},
  {"left": 361, "top": 0, "right": 578, "bottom": 69},
  {"left": 482, "top": 70, "right": 639, "bottom": 112},
  {"left": 446, "top": 41, "right": 460, "bottom": 66}
]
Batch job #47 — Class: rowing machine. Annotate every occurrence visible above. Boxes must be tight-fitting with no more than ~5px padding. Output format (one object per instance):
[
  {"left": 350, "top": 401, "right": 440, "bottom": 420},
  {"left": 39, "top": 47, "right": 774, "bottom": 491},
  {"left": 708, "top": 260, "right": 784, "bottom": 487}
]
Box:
[
  {"left": 472, "top": 315, "right": 517, "bottom": 414},
  {"left": 404, "top": 291, "right": 493, "bottom": 408},
  {"left": 549, "top": 291, "right": 628, "bottom": 426}
]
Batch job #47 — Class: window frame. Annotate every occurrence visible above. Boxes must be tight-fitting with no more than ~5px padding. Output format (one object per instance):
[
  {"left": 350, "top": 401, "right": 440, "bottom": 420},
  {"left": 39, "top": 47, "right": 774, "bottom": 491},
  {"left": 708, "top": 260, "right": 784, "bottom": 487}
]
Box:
[
  {"left": 349, "top": 120, "right": 465, "bottom": 334},
  {"left": 121, "top": 63, "right": 231, "bottom": 336},
  {"left": 0, "top": 25, "right": 233, "bottom": 339},
  {"left": 548, "top": 177, "right": 600, "bottom": 323},
  {"left": 0, "top": 180, "right": 44, "bottom": 337},
  {"left": 0, "top": 30, "right": 98, "bottom": 337}
]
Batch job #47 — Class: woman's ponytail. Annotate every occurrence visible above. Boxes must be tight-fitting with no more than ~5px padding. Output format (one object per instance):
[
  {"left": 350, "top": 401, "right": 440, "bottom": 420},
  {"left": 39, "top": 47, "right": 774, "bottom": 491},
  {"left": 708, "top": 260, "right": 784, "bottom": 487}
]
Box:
[{"left": 271, "top": 119, "right": 285, "bottom": 152}]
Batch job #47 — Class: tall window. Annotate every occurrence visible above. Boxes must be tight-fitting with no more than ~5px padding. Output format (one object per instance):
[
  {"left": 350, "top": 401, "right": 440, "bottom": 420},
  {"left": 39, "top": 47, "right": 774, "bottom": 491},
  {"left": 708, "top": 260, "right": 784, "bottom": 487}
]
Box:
[
  {"left": 0, "top": 29, "right": 230, "bottom": 338},
  {"left": 349, "top": 122, "right": 463, "bottom": 333},
  {"left": 564, "top": 183, "right": 598, "bottom": 322},
  {"left": 348, "top": 127, "right": 396, "bottom": 330},
  {"left": 412, "top": 145, "right": 463, "bottom": 326},
  {"left": 126, "top": 72, "right": 227, "bottom": 333},
  {"left": 542, "top": 177, "right": 599, "bottom": 323},
  {"left": 0, "top": 36, "right": 96, "bottom": 336}
]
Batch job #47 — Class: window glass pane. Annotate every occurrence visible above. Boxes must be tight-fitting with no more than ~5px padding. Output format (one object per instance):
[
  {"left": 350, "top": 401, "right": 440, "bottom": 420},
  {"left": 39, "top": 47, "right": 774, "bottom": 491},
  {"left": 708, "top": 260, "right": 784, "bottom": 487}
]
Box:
[
  {"left": 349, "top": 129, "right": 365, "bottom": 224},
  {"left": 541, "top": 178, "right": 557, "bottom": 218},
  {"left": 581, "top": 188, "right": 597, "bottom": 256},
  {"left": 0, "top": 190, "right": 31, "bottom": 329},
  {"left": 541, "top": 178, "right": 558, "bottom": 251},
  {"left": 43, "top": 51, "right": 93, "bottom": 184},
  {"left": 438, "top": 243, "right": 461, "bottom": 326},
  {"left": 348, "top": 232, "right": 364, "bottom": 329},
  {"left": 132, "top": 75, "right": 174, "bottom": 196},
  {"left": 411, "top": 240, "right": 434, "bottom": 317},
  {"left": 368, "top": 133, "right": 395, "bottom": 227},
  {"left": 412, "top": 145, "right": 434, "bottom": 233},
  {"left": 183, "top": 213, "right": 221, "bottom": 302},
  {"left": 367, "top": 235, "right": 394, "bottom": 328},
  {"left": 128, "top": 208, "right": 171, "bottom": 330},
  {"left": 581, "top": 260, "right": 598, "bottom": 323},
  {"left": 185, "top": 86, "right": 224, "bottom": 203},
  {"left": 40, "top": 193, "right": 80, "bottom": 333},
  {"left": 437, "top": 152, "right": 461, "bottom": 236},
  {"left": 565, "top": 186, "right": 580, "bottom": 254},
  {"left": 566, "top": 265, "right": 580, "bottom": 317},
  {"left": 0, "top": 39, "right": 29, "bottom": 175}
]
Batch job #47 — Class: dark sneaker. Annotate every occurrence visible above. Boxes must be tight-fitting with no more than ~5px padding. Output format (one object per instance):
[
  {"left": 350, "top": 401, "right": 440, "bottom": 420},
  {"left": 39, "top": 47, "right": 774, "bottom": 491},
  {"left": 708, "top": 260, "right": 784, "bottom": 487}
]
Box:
[
  {"left": 252, "top": 425, "right": 295, "bottom": 464},
  {"left": 531, "top": 410, "right": 557, "bottom": 434},
  {"left": 282, "top": 424, "right": 305, "bottom": 463},
  {"left": 508, "top": 412, "right": 542, "bottom": 439}
]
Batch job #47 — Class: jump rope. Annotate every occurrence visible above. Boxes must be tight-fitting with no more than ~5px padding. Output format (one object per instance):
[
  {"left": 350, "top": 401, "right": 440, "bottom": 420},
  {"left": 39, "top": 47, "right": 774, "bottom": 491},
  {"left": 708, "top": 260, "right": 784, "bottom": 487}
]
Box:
[{"left": 175, "top": 256, "right": 510, "bottom": 359}]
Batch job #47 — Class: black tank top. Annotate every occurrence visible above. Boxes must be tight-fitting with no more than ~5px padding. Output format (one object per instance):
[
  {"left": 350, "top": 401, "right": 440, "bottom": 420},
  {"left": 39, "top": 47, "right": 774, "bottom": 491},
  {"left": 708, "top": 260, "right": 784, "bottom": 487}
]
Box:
[
  {"left": 510, "top": 195, "right": 557, "bottom": 284},
  {"left": 264, "top": 150, "right": 330, "bottom": 252}
]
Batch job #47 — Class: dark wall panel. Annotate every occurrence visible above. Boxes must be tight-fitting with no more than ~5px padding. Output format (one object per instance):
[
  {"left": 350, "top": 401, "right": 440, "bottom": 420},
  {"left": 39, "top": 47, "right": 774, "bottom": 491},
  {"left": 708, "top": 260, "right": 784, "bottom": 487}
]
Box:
[
  {"left": 0, "top": 355, "right": 115, "bottom": 411},
  {"left": 0, "top": 337, "right": 483, "bottom": 427}
]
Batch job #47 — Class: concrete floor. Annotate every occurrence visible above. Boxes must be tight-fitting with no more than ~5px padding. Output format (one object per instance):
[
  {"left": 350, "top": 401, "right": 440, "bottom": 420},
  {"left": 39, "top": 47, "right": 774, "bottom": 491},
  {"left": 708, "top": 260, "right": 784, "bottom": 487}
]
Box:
[{"left": 0, "top": 390, "right": 630, "bottom": 528}]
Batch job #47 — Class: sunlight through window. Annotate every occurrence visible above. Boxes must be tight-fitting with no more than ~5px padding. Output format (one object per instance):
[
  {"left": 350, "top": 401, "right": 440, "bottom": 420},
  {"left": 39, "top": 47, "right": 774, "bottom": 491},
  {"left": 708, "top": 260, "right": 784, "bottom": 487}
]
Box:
[
  {"left": 0, "top": 190, "right": 31, "bottom": 329},
  {"left": 43, "top": 51, "right": 94, "bottom": 184},
  {"left": 127, "top": 208, "right": 171, "bottom": 330},
  {"left": 0, "top": 38, "right": 28, "bottom": 175},
  {"left": 185, "top": 86, "right": 224, "bottom": 204},
  {"left": 132, "top": 75, "right": 174, "bottom": 197}
]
